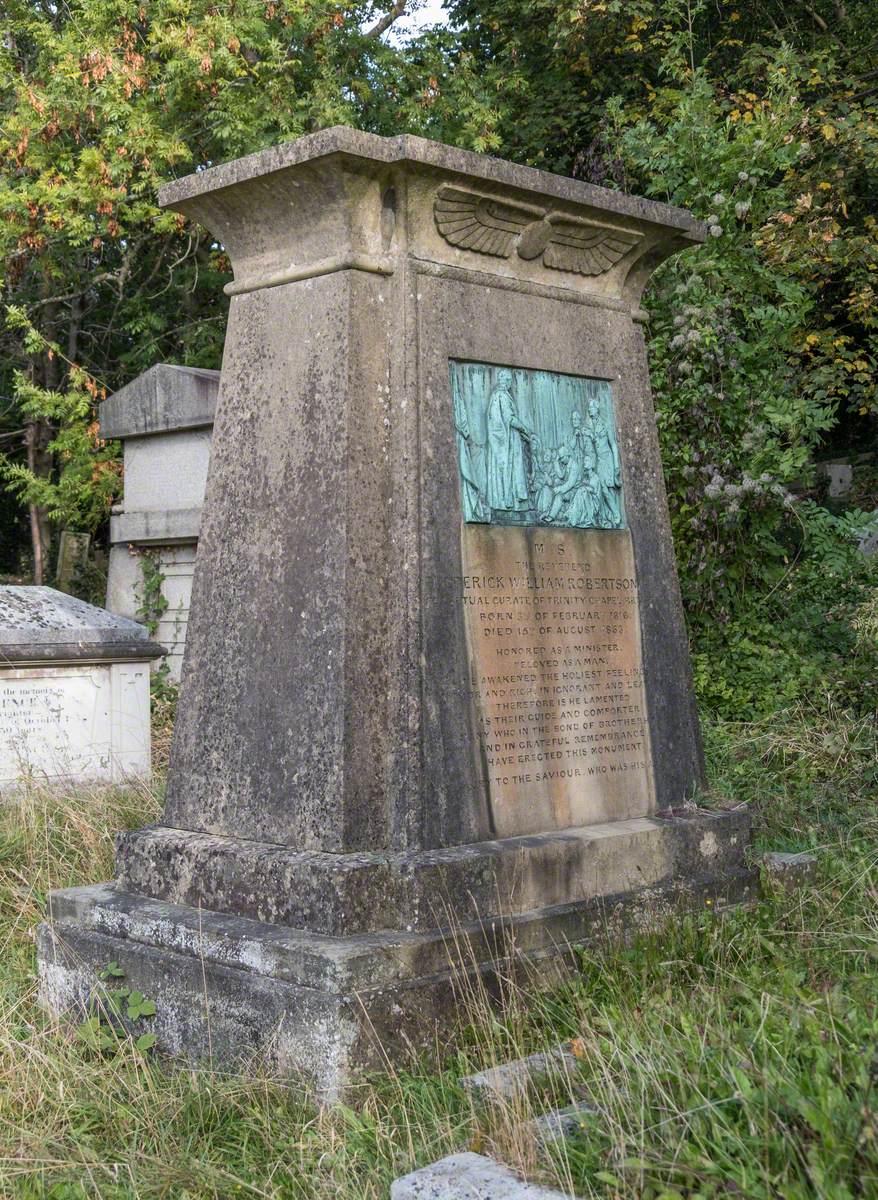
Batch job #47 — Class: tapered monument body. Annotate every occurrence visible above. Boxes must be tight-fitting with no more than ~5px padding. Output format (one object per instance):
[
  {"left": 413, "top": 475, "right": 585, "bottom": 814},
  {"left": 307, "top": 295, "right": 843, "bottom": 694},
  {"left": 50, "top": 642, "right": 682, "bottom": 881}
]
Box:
[{"left": 38, "top": 130, "right": 754, "bottom": 1096}]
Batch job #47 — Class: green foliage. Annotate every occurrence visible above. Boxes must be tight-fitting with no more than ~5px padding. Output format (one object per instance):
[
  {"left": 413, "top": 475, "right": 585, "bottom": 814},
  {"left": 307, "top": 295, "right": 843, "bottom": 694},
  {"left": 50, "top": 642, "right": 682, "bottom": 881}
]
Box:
[
  {"left": 0, "top": 312, "right": 121, "bottom": 532},
  {"left": 134, "top": 550, "right": 168, "bottom": 636},
  {"left": 134, "top": 550, "right": 181, "bottom": 729},
  {"left": 604, "top": 50, "right": 878, "bottom": 614},
  {"left": 76, "top": 966, "right": 158, "bottom": 1056},
  {"left": 438, "top": 0, "right": 878, "bottom": 621},
  {"left": 691, "top": 507, "right": 878, "bottom": 720},
  {"left": 68, "top": 548, "right": 109, "bottom": 606},
  {"left": 0, "top": 0, "right": 453, "bottom": 563}
]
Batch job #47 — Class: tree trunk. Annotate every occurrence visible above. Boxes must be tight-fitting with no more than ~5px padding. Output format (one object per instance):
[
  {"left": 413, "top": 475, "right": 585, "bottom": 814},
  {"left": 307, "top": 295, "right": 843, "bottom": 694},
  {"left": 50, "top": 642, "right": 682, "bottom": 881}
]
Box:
[
  {"left": 25, "top": 301, "right": 65, "bottom": 584},
  {"left": 25, "top": 419, "right": 52, "bottom": 584}
]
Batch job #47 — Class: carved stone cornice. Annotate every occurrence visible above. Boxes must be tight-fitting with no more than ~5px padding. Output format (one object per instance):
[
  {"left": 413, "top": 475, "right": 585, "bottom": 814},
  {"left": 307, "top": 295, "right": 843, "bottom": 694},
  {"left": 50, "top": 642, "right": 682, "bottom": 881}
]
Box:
[{"left": 158, "top": 127, "right": 705, "bottom": 310}]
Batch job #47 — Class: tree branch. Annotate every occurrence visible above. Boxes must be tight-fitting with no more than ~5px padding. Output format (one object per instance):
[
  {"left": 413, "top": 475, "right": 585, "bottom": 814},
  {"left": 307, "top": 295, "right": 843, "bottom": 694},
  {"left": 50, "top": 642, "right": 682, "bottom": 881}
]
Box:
[
  {"left": 805, "top": 4, "right": 829, "bottom": 33},
  {"left": 24, "top": 274, "right": 119, "bottom": 311},
  {"left": 365, "top": 1, "right": 407, "bottom": 39}
]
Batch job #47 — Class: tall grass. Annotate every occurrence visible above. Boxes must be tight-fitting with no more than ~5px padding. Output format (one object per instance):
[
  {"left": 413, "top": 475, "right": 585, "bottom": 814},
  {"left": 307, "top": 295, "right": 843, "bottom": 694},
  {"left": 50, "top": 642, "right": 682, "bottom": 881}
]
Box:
[{"left": 0, "top": 703, "right": 875, "bottom": 1197}]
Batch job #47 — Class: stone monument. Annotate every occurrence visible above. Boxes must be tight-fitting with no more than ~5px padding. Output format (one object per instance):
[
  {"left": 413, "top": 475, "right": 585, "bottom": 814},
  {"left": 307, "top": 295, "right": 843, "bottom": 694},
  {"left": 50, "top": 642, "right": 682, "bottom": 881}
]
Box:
[
  {"left": 54, "top": 531, "right": 91, "bottom": 592},
  {"left": 102, "top": 364, "right": 220, "bottom": 678},
  {"left": 0, "top": 587, "right": 163, "bottom": 786},
  {"left": 37, "top": 129, "right": 754, "bottom": 1097}
]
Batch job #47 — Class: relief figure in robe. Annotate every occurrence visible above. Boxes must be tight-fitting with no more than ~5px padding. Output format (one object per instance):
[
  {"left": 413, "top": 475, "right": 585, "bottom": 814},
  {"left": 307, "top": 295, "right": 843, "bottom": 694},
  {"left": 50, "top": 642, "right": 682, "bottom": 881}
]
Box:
[
  {"left": 568, "top": 409, "right": 589, "bottom": 466},
  {"left": 587, "top": 396, "right": 622, "bottom": 527},
  {"left": 566, "top": 429, "right": 601, "bottom": 527},
  {"left": 453, "top": 386, "right": 488, "bottom": 521},
  {"left": 485, "top": 369, "right": 536, "bottom": 513},
  {"left": 532, "top": 446, "right": 558, "bottom": 520}
]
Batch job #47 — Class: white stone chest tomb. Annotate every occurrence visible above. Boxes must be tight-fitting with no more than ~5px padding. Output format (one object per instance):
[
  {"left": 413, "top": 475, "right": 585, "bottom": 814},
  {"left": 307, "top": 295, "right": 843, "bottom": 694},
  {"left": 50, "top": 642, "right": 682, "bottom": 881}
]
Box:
[{"left": 0, "top": 587, "right": 164, "bottom": 787}]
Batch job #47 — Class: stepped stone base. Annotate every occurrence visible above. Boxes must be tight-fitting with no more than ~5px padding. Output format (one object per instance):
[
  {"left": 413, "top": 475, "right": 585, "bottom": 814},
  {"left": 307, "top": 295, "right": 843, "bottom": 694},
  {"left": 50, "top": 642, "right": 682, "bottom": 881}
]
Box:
[{"left": 37, "top": 808, "right": 754, "bottom": 1099}]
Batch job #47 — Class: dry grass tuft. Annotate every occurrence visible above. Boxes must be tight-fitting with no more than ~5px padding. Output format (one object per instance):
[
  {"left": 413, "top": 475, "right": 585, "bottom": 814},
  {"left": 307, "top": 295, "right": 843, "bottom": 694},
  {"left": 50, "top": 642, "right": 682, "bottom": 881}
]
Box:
[{"left": 0, "top": 703, "right": 874, "bottom": 1196}]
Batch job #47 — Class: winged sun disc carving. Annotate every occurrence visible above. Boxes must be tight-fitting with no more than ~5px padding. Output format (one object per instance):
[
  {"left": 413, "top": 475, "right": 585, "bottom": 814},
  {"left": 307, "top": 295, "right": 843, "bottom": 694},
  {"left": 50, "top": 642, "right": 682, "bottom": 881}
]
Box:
[{"left": 434, "top": 185, "right": 642, "bottom": 277}]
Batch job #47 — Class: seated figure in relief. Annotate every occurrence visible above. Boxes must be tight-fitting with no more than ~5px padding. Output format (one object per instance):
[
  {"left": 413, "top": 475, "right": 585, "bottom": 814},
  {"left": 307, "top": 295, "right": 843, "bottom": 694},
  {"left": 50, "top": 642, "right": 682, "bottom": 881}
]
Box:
[
  {"left": 567, "top": 473, "right": 601, "bottom": 527},
  {"left": 544, "top": 444, "right": 583, "bottom": 524},
  {"left": 531, "top": 445, "right": 559, "bottom": 520}
]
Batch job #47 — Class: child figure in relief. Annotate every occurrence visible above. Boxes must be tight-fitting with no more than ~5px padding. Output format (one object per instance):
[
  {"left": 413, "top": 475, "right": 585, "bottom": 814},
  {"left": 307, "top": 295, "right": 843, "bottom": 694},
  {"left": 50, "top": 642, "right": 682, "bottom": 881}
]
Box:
[{"left": 532, "top": 446, "right": 558, "bottom": 520}]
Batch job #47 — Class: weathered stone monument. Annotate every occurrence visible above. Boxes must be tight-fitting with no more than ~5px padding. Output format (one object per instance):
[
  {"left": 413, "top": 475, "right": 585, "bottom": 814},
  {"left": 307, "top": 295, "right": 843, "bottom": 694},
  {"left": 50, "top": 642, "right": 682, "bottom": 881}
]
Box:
[
  {"left": 54, "top": 531, "right": 91, "bottom": 593},
  {"left": 102, "top": 364, "right": 220, "bottom": 678},
  {"left": 37, "top": 129, "right": 754, "bottom": 1096},
  {"left": 0, "top": 587, "right": 163, "bottom": 786}
]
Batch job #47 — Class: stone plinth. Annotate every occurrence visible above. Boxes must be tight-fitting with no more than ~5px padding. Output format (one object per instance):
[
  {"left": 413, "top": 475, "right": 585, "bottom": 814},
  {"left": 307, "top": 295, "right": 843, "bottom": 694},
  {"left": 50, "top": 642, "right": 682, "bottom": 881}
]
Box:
[
  {"left": 37, "top": 129, "right": 754, "bottom": 1096},
  {"left": 102, "top": 364, "right": 220, "bottom": 679},
  {"left": 0, "top": 587, "right": 164, "bottom": 786}
]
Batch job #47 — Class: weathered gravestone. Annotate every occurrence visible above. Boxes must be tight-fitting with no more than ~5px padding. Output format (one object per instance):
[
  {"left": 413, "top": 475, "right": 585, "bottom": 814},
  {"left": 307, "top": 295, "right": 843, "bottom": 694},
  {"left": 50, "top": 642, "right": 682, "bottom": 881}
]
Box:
[
  {"left": 37, "top": 129, "right": 755, "bottom": 1097},
  {"left": 54, "top": 532, "right": 91, "bottom": 593},
  {"left": 0, "top": 587, "right": 163, "bottom": 787}
]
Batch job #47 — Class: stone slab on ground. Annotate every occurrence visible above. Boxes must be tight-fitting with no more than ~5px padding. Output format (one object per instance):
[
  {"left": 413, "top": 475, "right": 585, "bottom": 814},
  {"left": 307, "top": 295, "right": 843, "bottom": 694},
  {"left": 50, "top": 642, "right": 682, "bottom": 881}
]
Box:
[
  {"left": 115, "top": 808, "right": 753, "bottom": 936},
  {"left": 460, "top": 1046, "right": 580, "bottom": 1103},
  {"left": 527, "top": 1102, "right": 594, "bottom": 1144},
  {"left": 763, "top": 851, "right": 818, "bottom": 889},
  {"left": 391, "top": 1153, "right": 571, "bottom": 1199},
  {"left": 39, "top": 844, "right": 755, "bottom": 1100}
]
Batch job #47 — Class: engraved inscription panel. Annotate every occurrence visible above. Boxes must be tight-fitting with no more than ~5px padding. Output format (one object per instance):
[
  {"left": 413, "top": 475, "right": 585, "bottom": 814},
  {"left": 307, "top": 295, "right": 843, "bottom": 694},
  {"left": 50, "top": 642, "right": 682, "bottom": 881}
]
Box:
[
  {"left": 0, "top": 665, "right": 150, "bottom": 785},
  {"left": 461, "top": 525, "right": 655, "bottom": 837},
  {"left": 0, "top": 668, "right": 110, "bottom": 784}
]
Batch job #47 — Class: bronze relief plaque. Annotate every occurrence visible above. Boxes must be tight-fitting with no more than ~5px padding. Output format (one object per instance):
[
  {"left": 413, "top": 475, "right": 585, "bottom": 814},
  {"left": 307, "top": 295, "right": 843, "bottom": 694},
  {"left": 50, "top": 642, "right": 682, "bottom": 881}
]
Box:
[{"left": 453, "top": 362, "right": 655, "bottom": 837}]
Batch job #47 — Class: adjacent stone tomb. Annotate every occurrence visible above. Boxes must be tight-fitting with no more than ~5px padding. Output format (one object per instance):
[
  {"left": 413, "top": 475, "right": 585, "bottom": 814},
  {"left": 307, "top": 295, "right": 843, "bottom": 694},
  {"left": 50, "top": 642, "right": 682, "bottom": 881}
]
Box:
[
  {"left": 0, "top": 587, "right": 163, "bottom": 787},
  {"left": 38, "top": 128, "right": 754, "bottom": 1097},
  {"left": 102, "top": 363, "right": 219, "bottom": 679}
]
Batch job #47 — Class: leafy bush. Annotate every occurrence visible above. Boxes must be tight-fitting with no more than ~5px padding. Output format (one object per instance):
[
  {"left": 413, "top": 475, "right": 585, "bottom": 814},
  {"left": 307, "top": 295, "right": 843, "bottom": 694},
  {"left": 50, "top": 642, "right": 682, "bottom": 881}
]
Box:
[
  {"left": 604, "top": 54, "right": 876, "bottom": 619},
  {"left": 440, "top": 1, "right": 877, "bottom": 634},
  {"left": 690, "top": 507, "right": 878, "bottom": 720}
]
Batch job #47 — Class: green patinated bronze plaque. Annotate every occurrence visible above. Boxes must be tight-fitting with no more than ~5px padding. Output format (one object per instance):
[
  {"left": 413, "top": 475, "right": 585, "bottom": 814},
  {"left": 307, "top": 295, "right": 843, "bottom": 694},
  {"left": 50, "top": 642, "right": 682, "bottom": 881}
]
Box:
[{"left": 451, "top": 361, "right": 624, "bottom": 530}]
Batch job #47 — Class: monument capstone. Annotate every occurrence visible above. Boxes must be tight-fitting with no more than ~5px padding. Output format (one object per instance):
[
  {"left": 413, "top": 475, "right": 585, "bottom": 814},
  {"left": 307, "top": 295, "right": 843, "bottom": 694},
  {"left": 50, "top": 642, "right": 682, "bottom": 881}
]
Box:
[{"left": 37, "top": 129, "right": 754, "bottom": 1097}]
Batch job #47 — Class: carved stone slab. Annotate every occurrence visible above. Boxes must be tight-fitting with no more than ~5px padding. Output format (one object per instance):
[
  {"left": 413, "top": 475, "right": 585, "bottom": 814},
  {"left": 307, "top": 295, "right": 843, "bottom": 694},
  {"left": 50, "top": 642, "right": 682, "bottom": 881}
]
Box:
[
  {"left": 392, "top": 1152, "right": 569, "bottom": 1199},
  {"left": 461, "top": 525, "right": 655, "bottom": 836},
  {"left": 0, "top": 663, "right": 153, "bottom": 785},
  {"left": 434, "top": 184, "right": 642, "bottom": 276},
  {"left": 451, "top": 361, "right": 624, "bottom": 529}
]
